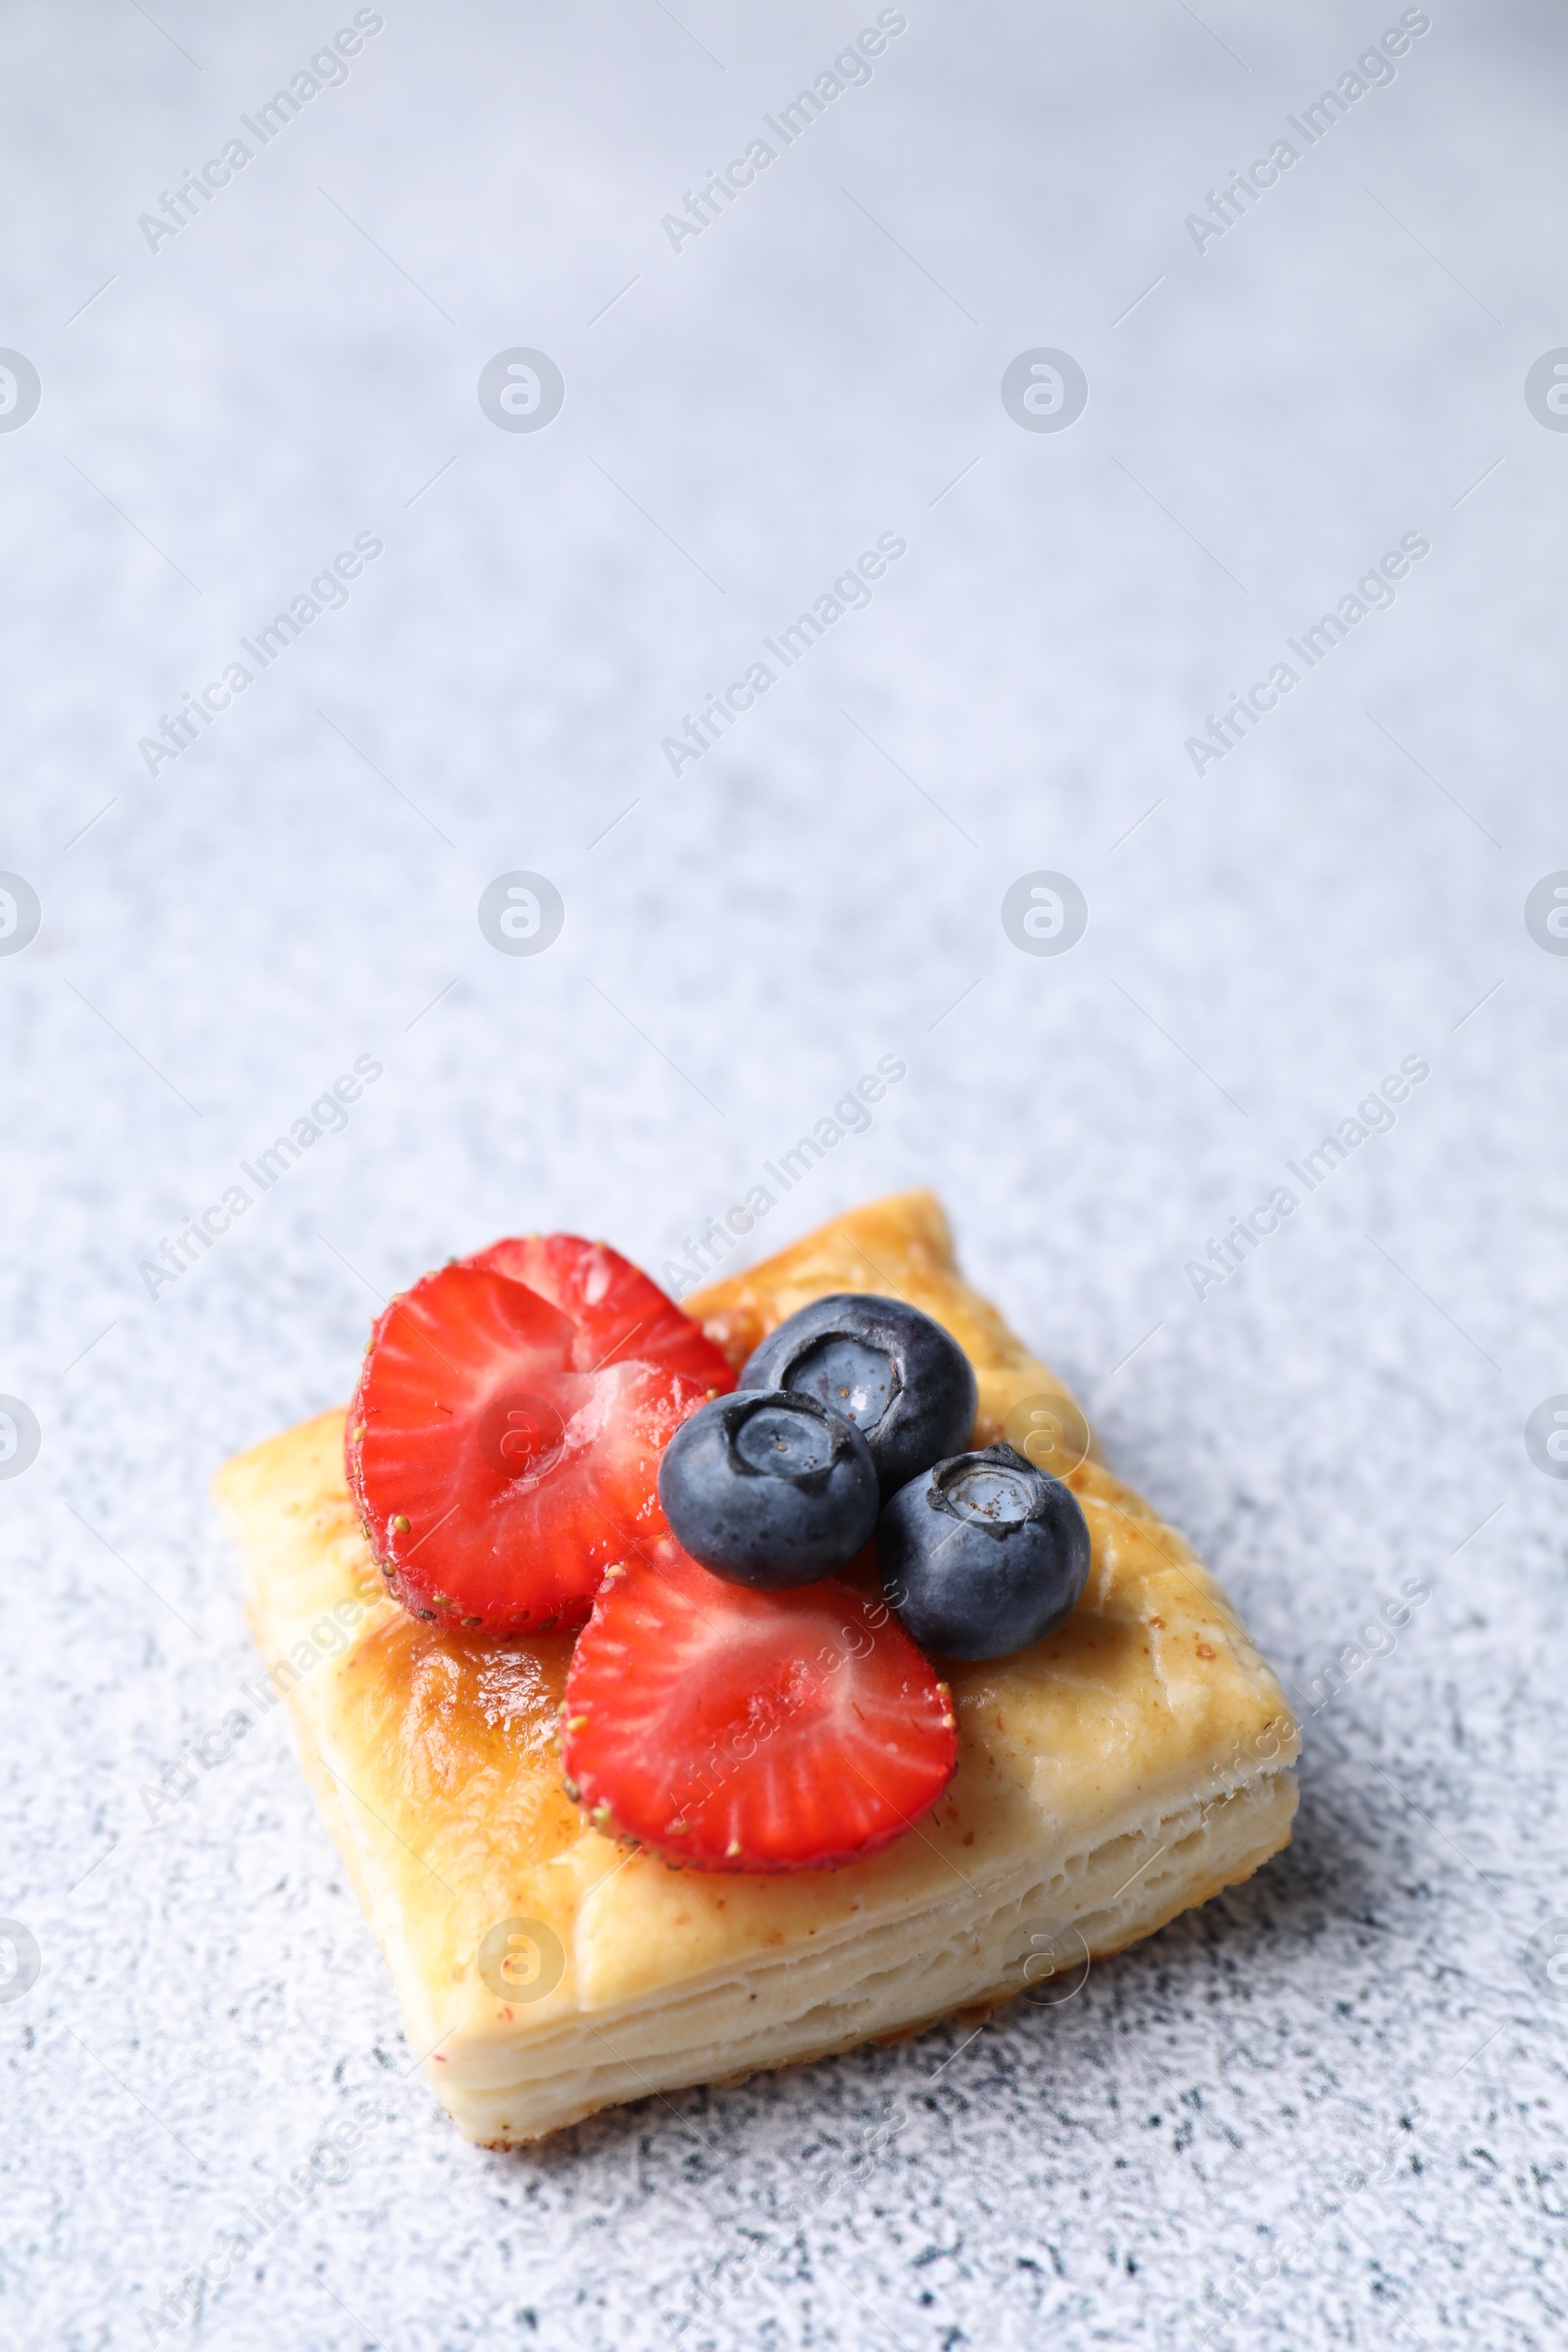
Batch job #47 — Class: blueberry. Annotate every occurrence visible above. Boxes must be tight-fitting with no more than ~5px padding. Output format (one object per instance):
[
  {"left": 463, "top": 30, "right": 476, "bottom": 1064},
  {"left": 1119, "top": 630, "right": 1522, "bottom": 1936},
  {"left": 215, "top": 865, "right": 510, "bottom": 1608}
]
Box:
[
  {"left": 877, "top": 1444, "right": 1091, "bottom": 1660},
  {"left": 658, "top": 1390, "right": 879, "bottom": 1589},
  {"left": 739, "top": 1294, "right": 977, "bottom": 1499}
]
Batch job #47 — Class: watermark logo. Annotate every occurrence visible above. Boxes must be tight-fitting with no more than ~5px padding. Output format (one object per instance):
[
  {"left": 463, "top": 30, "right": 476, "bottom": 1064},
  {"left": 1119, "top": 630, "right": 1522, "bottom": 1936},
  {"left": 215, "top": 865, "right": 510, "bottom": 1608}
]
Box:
[
  {"left": 1001, "top": 870, "right": 1088, "bottom": 955},
  {"left": 1524, "top": 1395, "right": 1568, "bottom": 1479},
  {"left": 0, "top": 1397, "right": 40, "bottom": 1481},
  {"left": 0, "top": 1920, "right": 40, "bottom": 2000},
  {"left": 1525, "top": 871, "right": 1568, "bottom": 953},
  {"left": 1290, "top": 1579, "right": 1430, "bottom": 1719},
  {"left": 661, "top": 1054, "right": 908, "bottom": 1298},
  {"left": 477, "top": 871, "right": 564, "bottom": 955},
  {"left": 136, "top": 14, "right": 389, "bottom": 260},
  {"left": 1188, "top": 1053, "right": 1431, "bottom": 1301},
  {"left": 664, "top": 533, "right": 907, "bottom": 777},
  {"left": 1523, "top": 1919, "right": 1568, "bottom": 2001},
  {"left": 0, "top": 352, "right": 41, "bottom": 433},
  {"left": 139, "top": 1597, "right": 376, "bottom": 1828},
  {"left": 477, "top": 1916, "right": 565, "bottom": 2002},
  {"left": 478, "top": 349, "right": 564, "bottom": 432},
  {"left": 476, "top": 1391, "right": 565, "bottom": 1482},
  {"left": 659, "top": 13, "right": 910, "bottom": 255},
  {"left": 140, "top": 2054, "right": 389, "bottom": 2342},
  {"left": 1003, "top": 1392, "right": 1090, "bottom": 1478},
  {"left": 140, "top": 534, "right": 385, "bottom": 778},
  {"left": 1003, "top": 1914, "right": 1091, "bottom": 2005},
  {"left": 0, "top": 872, "right": 41, "bottom": 955},
  {"left": 1188, "top": 530, "right": 1431, "bottom": 777},
  {"left": 139, "top": 1057, "right": 384, "bottom": 1302},
  {"left": 1198, "top": 2099, "right": 1426, "bottom": 2344},
  {"left": 1001, "top": 349, "right": 1088, "bottom": 433},
  {"left": 1183, "top": 15, "right": 1434, "bottom": 261},
  {"left": 1525, "top": 350, "right": 1568, "bottom": 432}
]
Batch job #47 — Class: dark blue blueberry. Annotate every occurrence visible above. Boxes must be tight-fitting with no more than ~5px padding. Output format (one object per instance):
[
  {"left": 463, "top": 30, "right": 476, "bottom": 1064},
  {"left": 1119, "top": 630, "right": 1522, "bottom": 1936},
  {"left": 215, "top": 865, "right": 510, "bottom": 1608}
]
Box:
[
  {"left": 739, "top": 1294, "right": 977, "bottom": 1499},
  {"left": 657, "top": 1389, "right": 879, "bottom": 1589},
  {"left": 877, "top": 1444, "right": 1091, "bottom": 1660}
]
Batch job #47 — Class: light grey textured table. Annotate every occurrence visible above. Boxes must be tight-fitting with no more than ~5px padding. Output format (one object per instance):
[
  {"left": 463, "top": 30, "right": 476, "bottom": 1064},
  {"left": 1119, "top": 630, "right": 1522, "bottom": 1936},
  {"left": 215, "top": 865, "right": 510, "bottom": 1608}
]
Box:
[{"left": 3, "top": 3, "right": 1566, "bottom": 2346}]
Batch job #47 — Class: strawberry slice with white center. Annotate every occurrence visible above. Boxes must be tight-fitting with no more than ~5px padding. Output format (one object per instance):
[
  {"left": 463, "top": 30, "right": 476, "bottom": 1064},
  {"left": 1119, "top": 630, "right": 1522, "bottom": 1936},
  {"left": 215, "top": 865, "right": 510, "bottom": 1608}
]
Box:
[
  {"left": 562, "top": 1537, "right": 958, "bottom": 1872},
  {"left": 463, "top": 1233, "right": 722, "bottom": 1388},
  {"left": 347, "top": 1243, "right": 732, "bottom": 1638}
]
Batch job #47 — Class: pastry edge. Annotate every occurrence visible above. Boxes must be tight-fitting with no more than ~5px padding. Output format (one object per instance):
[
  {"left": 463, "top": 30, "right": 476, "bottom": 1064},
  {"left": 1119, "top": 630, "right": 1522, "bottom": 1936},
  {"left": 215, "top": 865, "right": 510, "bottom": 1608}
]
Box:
[{"left": 444, "top": 1767, "right": 1298, "bottom": 2145}]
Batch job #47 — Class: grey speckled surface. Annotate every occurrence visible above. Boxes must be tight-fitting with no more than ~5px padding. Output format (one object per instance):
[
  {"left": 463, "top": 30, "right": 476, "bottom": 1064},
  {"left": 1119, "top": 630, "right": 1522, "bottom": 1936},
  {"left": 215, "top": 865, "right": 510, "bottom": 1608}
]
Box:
[{"left": 3, "top": 3, "right": 1567, "bottom": 2346}]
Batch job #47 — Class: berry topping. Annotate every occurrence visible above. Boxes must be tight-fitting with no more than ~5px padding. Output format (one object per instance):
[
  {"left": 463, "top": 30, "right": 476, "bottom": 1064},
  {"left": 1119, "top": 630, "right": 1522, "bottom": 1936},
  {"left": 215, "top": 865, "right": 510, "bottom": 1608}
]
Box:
[
  {"left": 347, "top": 1244, "right": 733, "bottom": 1638},
  {"left": 561, "top": 1539, "right": 958, "bottom": 1871},
  {"left": 739, "top": 1293, "right": 977, "bottom": 1498},
  {"left": 657, "top": 1390, "right": 879, "bottom": 1589},
  {"left": 877, "top": 1443, "right": 1092, "bottom": 1661}
]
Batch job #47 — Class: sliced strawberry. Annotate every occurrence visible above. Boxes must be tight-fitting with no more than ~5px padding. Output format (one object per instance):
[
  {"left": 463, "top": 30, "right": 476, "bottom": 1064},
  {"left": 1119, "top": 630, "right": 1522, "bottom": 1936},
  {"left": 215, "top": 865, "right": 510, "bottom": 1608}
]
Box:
[
  {"left": 562, "top": 1537, "right": 958, "bottom": 1873},
  {"left": 465, "top": 1234, "right": 724, "bottom": 1388},
  {"left": 346, "top": 1253, "right": 733, "bottom": 1639}
]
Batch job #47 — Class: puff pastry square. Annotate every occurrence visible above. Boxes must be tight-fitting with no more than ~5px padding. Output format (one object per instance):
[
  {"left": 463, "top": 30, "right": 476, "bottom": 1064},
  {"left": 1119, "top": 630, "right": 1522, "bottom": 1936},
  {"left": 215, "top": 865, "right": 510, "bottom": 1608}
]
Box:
[{"left": 214, "top": 1190, "right": 1298, "bottom": 2144}]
